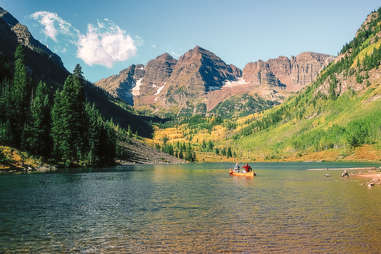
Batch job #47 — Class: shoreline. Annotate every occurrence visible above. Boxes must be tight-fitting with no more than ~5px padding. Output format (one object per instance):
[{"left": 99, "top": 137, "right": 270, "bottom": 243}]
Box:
[
  {"left": 1, "top": 161, "right": 380, "bottom": 175},
  {"left": 307, "top": 167, "right": 381, "bottom": 171}
]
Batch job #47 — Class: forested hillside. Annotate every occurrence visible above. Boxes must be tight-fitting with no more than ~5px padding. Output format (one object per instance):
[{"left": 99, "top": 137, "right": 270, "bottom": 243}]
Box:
[
  {"left": 0, "top": 46, "right": 118, "bottom": 167},
  {"left": 152, "top": 7, "right": 381, "bottom": 162}
]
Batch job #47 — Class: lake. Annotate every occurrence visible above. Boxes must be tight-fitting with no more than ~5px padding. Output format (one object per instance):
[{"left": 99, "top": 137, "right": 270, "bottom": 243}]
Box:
[{"left": 1, "top": 162, "right": 381, "bottom": 253}]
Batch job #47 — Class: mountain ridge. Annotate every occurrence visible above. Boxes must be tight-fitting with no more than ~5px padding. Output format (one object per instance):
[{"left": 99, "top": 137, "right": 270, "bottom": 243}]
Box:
[
  {"left": 96, "top": 47, "right": 332, "bottom": 117},
  {"left": 151, "top": 7, "right": 381, "bottom": 162}
]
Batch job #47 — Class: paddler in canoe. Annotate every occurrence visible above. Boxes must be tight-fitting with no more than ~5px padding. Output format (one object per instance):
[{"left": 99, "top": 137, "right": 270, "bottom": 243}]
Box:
[{"left": 229, "top": 162, "right": 256, "bottom": 176}]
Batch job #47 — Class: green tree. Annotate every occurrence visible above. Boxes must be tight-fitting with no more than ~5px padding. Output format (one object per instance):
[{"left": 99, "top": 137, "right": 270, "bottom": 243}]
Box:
[
  {"left": 227, "top": 147, "right": 233, "bottom": 158},
  {"left": 11, "top": 45, "right": 30, "bottom": 145},
  {"left": 50, "top": 72, "right": 87, "bottom": 164},
  {"left": 23, "top": 81, "right": 51, "bottom": 156},
  {"left": 127, "top": 125, "right": 132, "bottom": 138},
  {"left": 0, "top": 120, "right": 14, "bottom": 145},
  {"left": 207, "top": 140, "right": 214, "bottom": 151},
  {"left": 345, "top": 120, "right": 370, "bottom": 147},
  {"left": 85, "top": 103, "right": 102, "bottom": 165},
  {"left": 73, "top": 64, "right": 84, "bottom": 80},
  {"left": 51, "top": 89, "right": 71, "bottom": 164}
]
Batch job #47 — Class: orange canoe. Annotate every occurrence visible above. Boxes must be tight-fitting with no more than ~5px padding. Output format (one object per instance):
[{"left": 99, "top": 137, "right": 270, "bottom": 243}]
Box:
[{"left": 229, "top": 169, "right": 256, "bottom": 177}]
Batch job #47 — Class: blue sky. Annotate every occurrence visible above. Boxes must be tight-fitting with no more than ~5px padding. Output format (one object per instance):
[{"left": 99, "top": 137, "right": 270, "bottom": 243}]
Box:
[{"left": 1, "top": 0, "right": 380, "bottom": 82}]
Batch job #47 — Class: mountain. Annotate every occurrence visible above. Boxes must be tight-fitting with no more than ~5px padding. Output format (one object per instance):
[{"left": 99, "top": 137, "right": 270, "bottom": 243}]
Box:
[
  {"left": 155, "top": 7, "right": 381, "bottom": 162},
  {"left": 96, "top": 47, "right": 332, "bottom": 117},
  {"left": 0, "top": 6, "right": 156, "bottom": 137},
  {"left": 0, "top": 7, "right": 68, "bottom": 85},
  {"left": 95, "top": 64, "right": 145, "bottom": 105},
  {"left": 134, "top": 53, "right": 177, "bottom": 106},
  {"left": 243, "top": 52, "right": 334, "bottom": 92},
  {"left": 154, "top": 46, "right": 242, "bottom": 114},
  {"left": 96, "top": 46, "right": 243, "bottom": 116}
]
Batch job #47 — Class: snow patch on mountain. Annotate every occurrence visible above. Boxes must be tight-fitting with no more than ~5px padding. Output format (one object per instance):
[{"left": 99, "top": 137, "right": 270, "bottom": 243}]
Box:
[
  {"left": 224, "top": 78, "right": 248, "bottom": 87},
  {"left": 132, "top": 78, "right": 143, "bottom": 96},
  {"left": 155, "top": 84, "right": 165, "bottom": 95}
]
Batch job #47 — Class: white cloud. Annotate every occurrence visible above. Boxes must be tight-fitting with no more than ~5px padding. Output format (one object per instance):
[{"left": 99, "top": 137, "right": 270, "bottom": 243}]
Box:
[
  {"left": 31, "top": 12, "right": 138, "bottom": 68},
  {"left": 77, "top": 20, "right": 137, "bottom": 68},
  {"left": 31, "top": 11, "right": 78, "bottom": 41}
]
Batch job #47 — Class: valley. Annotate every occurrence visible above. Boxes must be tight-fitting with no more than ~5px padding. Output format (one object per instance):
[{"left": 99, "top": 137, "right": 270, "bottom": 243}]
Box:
[{"left": 1, "top": 5, "right": 381, "bottom": 167}]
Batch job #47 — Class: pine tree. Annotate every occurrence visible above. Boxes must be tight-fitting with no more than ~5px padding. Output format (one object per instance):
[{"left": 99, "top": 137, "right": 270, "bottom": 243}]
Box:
[
  {"left": 0, "top": 120, "right": 13, "bottom": 145},
  {"left": 51, "top": 89, "right": 71, "bottom": 164},
  {"left": 69, "top": 64, "right": 87, "bottom": 159},
  {"left": 23, "top": 81, "right": 51, "bottom": 156},
  {"left": 127, "top": 125, "right": 132, "bottom": 138},
  {"left": 73, "top": 64, "right": 84, "bottom": 80},
  {"left": 51, "top": 72, "right": 88, "bottom": 164},
  {"left": 227, "top": 147, "right": 232, "bottom": 158},
  {"left": 85, "top": 103, "right": 102, "bottom": 165},
  {"left": 0, "top": 79, "right": 11, "bottom": 122},
  {"left": 11, "top": 45, "right": 30, "bottom": 146}
]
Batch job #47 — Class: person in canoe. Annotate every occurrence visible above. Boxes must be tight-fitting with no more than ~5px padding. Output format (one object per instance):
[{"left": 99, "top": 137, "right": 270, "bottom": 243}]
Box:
[
  {"left": 234, "top": 162, "right": 240, "bottom": 172},
  {"left": 229, "top": 162, "right": 256, "bottom": 176},
  {"left": 242, "top": 163, "right": 252, "bottom": 173}
]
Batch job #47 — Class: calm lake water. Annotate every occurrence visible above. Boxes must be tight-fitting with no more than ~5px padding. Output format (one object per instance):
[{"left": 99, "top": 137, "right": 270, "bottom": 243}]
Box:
[{"left": 1, "top": 162, "right": 381, "bottom": 253}]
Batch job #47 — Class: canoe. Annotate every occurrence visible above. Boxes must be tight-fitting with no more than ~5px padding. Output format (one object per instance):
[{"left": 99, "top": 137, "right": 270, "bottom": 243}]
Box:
[{"left": 229, "top": 169, "right": 255, "bottom": 177}]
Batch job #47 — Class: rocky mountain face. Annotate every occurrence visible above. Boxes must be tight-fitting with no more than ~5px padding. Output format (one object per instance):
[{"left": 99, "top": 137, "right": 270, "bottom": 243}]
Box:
[
  {"left": 243, "top": 52, "right": 334, "bottom": 92},
  {"left": 155, "top": 46, "right": 242, "bottom": 111},
  {"left": 95, "top": 42, "right": 335, "bottom": 118},
  {"left": 0, "top": 6, "right": 67, "bottom": 85},
  {"left": 95, "top": 64, "right": 144, "bottom": 105},
  {"left": 205, "top": 52, "right": 334, "bottom": 112},
  {"left": 97, "top": 47, "right": 333, "bottom": 117},
  {"left": 141, "top": 53, "right": 177, "bottom": 95},
  {"left": 223, "top": 8, "right": 381, "bottom": 161},
  {"left": 96, "top": 46, "right": 243, "bottom": 114},
  {"left": 0, "top": 6, "right": 156, "bottom": 137}
]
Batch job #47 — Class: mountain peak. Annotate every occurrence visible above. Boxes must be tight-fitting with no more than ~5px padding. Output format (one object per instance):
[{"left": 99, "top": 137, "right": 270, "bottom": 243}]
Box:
[
  {"left": 156, "top": 52, "right": 175, "bottom": 61},
  {"left": 193, "top": 45, "right": 204, "bottom": 51},
  {"left": 191, "top": 45, "right": 214, "bottom": 56}
]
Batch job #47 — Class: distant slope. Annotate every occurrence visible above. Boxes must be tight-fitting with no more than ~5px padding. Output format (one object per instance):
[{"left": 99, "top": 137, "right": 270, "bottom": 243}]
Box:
[
  {"left": 0, "top": 7, "right": 68, "bottom": 85},
  {"left": 152, "top": 7, "right": 381, "bottom": 162},
  {"left": 96, "top": 47, "right": 332, "bottom": 118},
  {"left": 223, "top": 7, "right": 381, "bottom": 161},
  {"left": 0, "top": 6, "right": 155, "bottom": 137}
]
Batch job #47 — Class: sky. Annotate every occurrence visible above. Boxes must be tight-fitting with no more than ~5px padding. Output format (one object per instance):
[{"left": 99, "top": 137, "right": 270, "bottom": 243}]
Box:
[{"left": 1, "top": 0, "right": 380, "bottom": 82}]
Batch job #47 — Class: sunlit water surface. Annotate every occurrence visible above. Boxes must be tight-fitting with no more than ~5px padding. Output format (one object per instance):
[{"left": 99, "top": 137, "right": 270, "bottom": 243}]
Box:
[{"left": 1, "top": 162, "right": 381, "bottom": 253}]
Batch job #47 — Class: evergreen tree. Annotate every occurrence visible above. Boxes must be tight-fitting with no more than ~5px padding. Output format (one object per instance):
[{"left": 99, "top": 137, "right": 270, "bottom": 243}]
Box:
[
  {"left": 11, "top": 45, "right": 30, "bottom": 145},
  {"left": 71, "top": 65, "right": 87, "bottom": 159},
  {"left": 227, "top": 147, "right": 232, "bottom": 158},
  {"left": 73, "top": 64, "right": 84, "bottom": 80},
  {"left": 86, "top": 103, "right": 102, "bottom": 165},
  {"left": 207, "top": 140, "right": 214, "bottom": 151},
  {"left": 51, "top": 73, "right": 87, "bottom": 164},
  {"left": 51, "top": 89, "right": 71, "bottom": 164},
  {"left": 0, "top": 79, "right": 11, "bottom": 122},
  {"left": 23, "top": 81, "right": 51, "bottom": 156},
  {"left": 0, "top": 120, "right": 13, "bottom": 145},
  {"left": 127, "top": 125, "right": 132, "bottom": 138}
]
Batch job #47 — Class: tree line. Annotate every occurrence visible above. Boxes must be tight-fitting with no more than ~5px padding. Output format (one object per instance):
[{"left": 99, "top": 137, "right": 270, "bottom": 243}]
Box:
[
  {"left": 156, "top": 139, "right": 196, "bottom": 162},
  {"left": 0, "top": 45, "right": 117, "bottom": 167}
]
